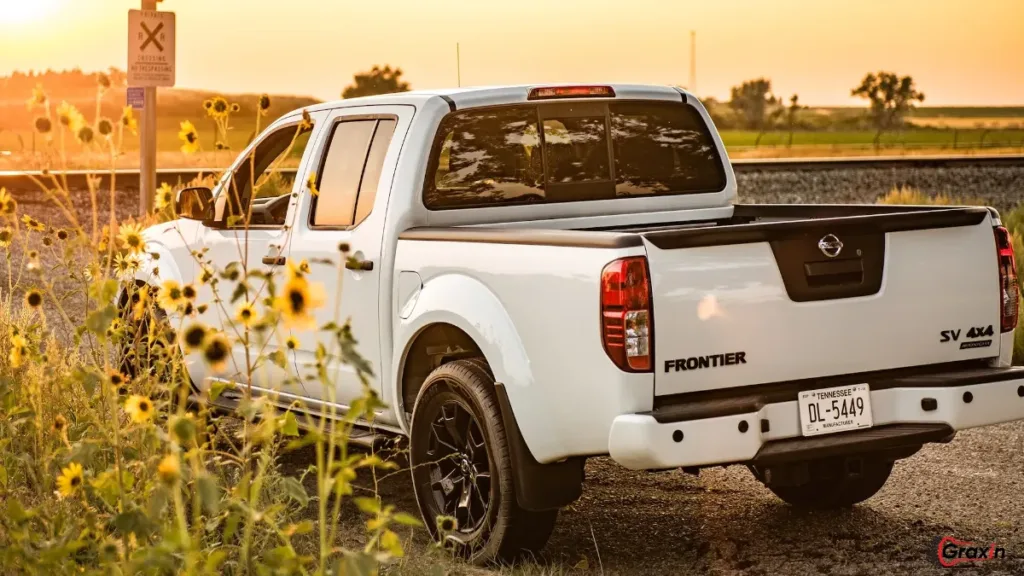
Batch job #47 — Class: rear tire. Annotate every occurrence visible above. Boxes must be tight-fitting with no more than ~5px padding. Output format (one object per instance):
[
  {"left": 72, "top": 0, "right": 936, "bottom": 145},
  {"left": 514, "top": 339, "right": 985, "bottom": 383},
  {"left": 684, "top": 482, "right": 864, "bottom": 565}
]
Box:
[
  {"left": 753, "top": 456, "right": 893, "bottom": 509},
  {"left": 409, "top": 359, "right": 557, "bottom": 565}
]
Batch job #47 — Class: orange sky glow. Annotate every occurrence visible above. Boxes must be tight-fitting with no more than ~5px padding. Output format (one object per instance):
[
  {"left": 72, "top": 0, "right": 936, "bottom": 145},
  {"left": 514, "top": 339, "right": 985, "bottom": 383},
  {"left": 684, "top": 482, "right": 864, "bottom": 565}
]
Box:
[{"left": 0, "top": 0, "right": 1021, "bottom": 106}]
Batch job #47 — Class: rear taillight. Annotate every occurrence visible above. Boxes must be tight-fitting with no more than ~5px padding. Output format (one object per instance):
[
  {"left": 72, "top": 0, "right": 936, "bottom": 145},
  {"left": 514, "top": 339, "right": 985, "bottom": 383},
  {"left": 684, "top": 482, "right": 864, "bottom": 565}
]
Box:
[
  {"left": 601, "top": 257, "right": 653, "bottom": 372},
  {"left": 528, "top": 85, "right": 616, "bottom": 100},
  {"left": 995, "top": 226, "right": 1019, "bottom": 332}
]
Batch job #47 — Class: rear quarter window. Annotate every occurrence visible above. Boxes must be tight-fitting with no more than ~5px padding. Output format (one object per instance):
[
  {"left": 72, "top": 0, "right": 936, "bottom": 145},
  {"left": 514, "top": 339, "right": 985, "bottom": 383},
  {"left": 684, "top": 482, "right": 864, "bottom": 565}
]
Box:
[{"left": 424, "top": 101, "right": 725, "bottom": 210}]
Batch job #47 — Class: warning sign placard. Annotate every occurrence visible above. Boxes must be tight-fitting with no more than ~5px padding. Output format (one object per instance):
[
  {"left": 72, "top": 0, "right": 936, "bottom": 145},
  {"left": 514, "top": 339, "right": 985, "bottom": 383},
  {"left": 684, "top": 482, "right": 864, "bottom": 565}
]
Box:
[{"left": 127, "top": 10, "right": 176, "bottom": 87}]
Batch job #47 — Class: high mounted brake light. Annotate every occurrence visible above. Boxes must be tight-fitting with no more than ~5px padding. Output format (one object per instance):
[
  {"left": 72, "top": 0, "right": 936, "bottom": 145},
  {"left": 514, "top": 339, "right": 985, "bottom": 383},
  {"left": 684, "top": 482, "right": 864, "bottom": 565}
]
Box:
[
  {"left": 528, "top": 85, "right": 616, "bottom": 100},
  {"left": 601, "top": 256, "right": 653, "bottom": 372},
  {"left": 994, "top": 226, "right": 1019, "bottom": 332}
]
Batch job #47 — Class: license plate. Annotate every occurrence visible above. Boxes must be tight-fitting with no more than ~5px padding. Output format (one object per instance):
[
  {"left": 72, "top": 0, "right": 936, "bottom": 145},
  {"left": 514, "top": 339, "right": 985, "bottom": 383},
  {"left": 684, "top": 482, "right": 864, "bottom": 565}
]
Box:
[{"left": 798, "top": 384, "right": 873, "bottom": 437}]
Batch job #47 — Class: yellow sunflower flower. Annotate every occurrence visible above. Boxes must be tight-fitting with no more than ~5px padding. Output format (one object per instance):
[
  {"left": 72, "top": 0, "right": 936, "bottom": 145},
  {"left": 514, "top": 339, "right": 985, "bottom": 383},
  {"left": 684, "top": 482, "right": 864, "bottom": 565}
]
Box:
[
  {"left": 202, "top": 332, "right": 231, "bottom": 372},
  {"left": 178, "top": 121, "right": 201, "bottom": 154},
  {"left": 258, "top": 94, "right": 271, "bottom": 116},
  {"left": 157, "top": 279, "right": 186, "bottom": 312},
  {"left": 121, "top": 106, "right": 138, "bottom": 135},
  {"left": 9, "top": 333, "right": 28, "bottom": 368},
  {"left": 273, "top": 274, "right": 325, "bottom": 330},
  {"left": 113, "top": 253, "right": 142, "bottom": 281},
  {"left": 56, "top": 461, "right": 84, "bottom": 497},
  {"left": 24, "top": 288, "right": 43, "bottom": 309},
  {"left": 0, "top": 188, "right": 16, "bottom": 215},
  {"left": 26, "top": 84, "right": 47, "bottom": 110},
  {"left": 117, "top": 223, "right": 147, "bottom": 254},
  {"left": 0, "top": 227, "right": 12, "bottom": 247},
  {"left": 180, "top": 322, "right": 208, "bottom": 352},
  {"left": 235, "top": 301, "right": 259, "bottom": 327},
  {"left": 157, "top": 454, "right": 181, "bottom": 486},
  {"left": 131, "top": 286, "right": 150, "bottom": 321},
  {"left": 21, "top": 215, "right": 45, "bottom": 232},
  {"left": 155, "top": 183, "right": 174, "bottom": 212},
  {"left": 56, "top": 101, "right": 85, "bottom": 133},
  {"left": 124, "top": 395, "right": 154, "bottom": 423},
  {"left": 285, "top": 335, "right": 299, "bottom": 351},
  {"left": 209, "top": 97, "right": 229, "bottom": 118}
]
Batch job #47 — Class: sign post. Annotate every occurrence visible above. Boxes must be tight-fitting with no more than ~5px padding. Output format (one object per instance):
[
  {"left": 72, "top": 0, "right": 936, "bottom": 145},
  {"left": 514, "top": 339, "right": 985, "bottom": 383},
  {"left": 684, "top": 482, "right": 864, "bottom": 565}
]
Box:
[{"left": 128, "top": 3, "right": 175, "bottom": 216}]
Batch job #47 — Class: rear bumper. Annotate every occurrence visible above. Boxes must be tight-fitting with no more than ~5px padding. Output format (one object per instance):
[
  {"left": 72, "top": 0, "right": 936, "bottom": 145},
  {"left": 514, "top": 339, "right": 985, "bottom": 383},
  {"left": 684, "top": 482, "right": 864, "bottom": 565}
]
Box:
[{"left": 608, "top": 366, "right": 1024, "bottom": 470}]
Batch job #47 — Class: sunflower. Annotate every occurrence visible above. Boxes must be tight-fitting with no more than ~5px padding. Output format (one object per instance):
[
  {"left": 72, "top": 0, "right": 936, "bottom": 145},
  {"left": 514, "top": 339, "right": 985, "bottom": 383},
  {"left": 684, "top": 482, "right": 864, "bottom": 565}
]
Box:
[
  {"left": 97, "top": 118, "right": 114, "bottom": 137},
  {"left": 202, "top": 99, "right": 213, "bottom": 112},
  {"left": 181, "top": 283, "right": 197, "bottom": 301},
  {"left": 180, "top": 323, "right": 208, "bottom": 352},
  {"left": 235, "top": 301, "right": 259, "bottom": 327},
  {"left": 131, "top": 286, "right": 150, "bottom": 320},
  {"left": 121, "top": 106, "right": 138, "bottom": 135},
  {"left": 108, "top": 371, "right": 126, "bottom": 390},
  {"left": 157, "top": 454, "right": 181, "bottom": 485},
  {"left": 198, "top": 266, "right": 214, "bottom": 285},
  {"left": 56, "top": 101, "right": 85, "bottom": 132},
  {"left": 273, "top": 274, "right": 325, "bottom": 330},
  {"left": 35, "top": 117, "right": 52, "bottom": 135},
  {"left": 56, "top": 228, "right": 69, "bottom": 241},
  {"left": 9, "top": 333, "right": 27, "bottom": 368},
  {"left": 285, "top": 335, "right": 299, "bottom": 350},
  {"left": 202, "top": 333, "right": 230, "bottom": 372},
  {"left": 52, "top": 414, "right": 68, "bottom": 434},
  {"left": 113, "top": 253, "right": 142, "bottom": 281},
  {"left": 117, "top": 222, "right": 147, "bottom": 254},
  {"left": 211, "top": 97, "right": 229, "bottom": 118},
  {"left": 215, "top": 141, "right": 228, "bottom": 151},
  {"left": 98, "top": 539, "right": 124, "bottom": 562},
  {"left": 178, "top": 120, "right": 201, "bottom": 154},
  {"left": 285, "top": 258, "right": 308, "bottom": 280},
  {"left": 0, "top": 188, "right": 15, "bottom": 215},
  {"left": 157, "top": 279, "right": 186, "bottom": 312},
  {"left": 155, "top": 183, "right": 174, "bottom": 212},
  {"left": 258, "top": 94, "right": 271, "bottom": 115},
  {"left": 76, "top": 125, "right": 95, "bottom": 145},
  {"left": 230, "top": 102, "right": 241, "bottom": 113},
  {"left": 56, "top": 462, "right": 84, "bottom": 497},
  {"left": 41, "top": 235, "right": 53, "bottom": 247},
  {"left": 97, "top": 72, "right": 111, "bottom": 89},
  {"left": 24, "top": 289, "right": 43, "bottom": 309},
  {"left": 0, "top": 227, "right": 12, "bottom": 247},
  {"left": 21, "top": 215, "right": 45, "bottom": 232},
  {"left": 124, "top": 395, "right": 154, "bottom": 423},
  {"left": 26, "top": 84, "right": 47, "bottom": 110}
]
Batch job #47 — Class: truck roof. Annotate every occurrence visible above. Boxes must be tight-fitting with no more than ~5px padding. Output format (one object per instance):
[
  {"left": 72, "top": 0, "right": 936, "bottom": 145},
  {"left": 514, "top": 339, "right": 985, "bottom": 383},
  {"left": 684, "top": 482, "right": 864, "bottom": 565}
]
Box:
[{"left": 305, "top": 83, "right": 692, "bottom": 113}]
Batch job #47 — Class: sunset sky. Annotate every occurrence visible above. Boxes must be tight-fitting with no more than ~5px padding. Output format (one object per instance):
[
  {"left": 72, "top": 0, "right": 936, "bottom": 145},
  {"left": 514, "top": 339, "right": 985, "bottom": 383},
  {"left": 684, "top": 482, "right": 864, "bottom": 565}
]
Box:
[{"left": 0, "top": 0, "right": 1021, "bottom": 106}]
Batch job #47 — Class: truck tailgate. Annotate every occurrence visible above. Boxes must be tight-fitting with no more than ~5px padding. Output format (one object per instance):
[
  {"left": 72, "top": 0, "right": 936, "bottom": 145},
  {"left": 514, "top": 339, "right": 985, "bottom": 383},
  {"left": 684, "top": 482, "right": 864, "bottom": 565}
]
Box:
[{"left": 644, "top": 208, "right": 1002, "bottom": 396}]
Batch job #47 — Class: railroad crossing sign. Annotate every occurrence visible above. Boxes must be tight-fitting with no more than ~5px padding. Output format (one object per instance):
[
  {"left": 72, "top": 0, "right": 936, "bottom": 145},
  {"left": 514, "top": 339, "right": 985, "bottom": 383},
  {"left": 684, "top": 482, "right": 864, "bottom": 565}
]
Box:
[{"left": 127, "top": 9, "right": 176, "bottom": 87}]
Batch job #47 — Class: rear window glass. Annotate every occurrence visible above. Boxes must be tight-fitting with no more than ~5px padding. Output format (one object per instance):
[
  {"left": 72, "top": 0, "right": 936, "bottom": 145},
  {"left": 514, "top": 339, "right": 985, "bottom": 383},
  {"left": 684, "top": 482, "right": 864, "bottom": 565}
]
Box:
[{"left": 425, "top": 101, "right": 725, "bottom": 210}]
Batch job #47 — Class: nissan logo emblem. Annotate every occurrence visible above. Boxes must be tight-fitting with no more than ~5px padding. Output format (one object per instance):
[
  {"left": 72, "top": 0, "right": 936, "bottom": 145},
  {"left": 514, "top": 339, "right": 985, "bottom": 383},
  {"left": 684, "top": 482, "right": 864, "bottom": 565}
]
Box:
[{"left": 818, "top": 234, "right": 843, "bottom": 258}]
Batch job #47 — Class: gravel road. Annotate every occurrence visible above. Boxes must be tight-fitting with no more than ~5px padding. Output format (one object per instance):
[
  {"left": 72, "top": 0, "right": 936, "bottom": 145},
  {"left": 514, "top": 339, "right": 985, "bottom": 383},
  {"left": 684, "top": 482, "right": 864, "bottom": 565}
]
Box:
[{"left": 284, "top": 421, "right": 1024, "bottom": 576}]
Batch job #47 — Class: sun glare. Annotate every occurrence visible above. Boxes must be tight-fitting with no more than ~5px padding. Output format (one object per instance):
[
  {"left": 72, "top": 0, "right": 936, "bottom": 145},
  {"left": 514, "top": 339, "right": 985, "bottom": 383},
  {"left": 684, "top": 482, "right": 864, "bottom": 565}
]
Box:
[{"left": 0, "top": 0, "right": 60, "bottom": 26}]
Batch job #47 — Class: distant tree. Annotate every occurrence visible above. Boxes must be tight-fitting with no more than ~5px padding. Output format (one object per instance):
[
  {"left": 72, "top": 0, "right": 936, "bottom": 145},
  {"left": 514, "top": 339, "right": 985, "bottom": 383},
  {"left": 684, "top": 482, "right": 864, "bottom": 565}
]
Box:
[
  {"left": 729, "top": 78, "right": 784, "bottom": 146},
  {"left": 341, "top": 65, "right": 411, "bottom": 99},
  {"left": 851, "top": 71, "right": 925, "bottom": 148},
  {"left": 785, "top": 94, "right": 805, "bottom": 147}
]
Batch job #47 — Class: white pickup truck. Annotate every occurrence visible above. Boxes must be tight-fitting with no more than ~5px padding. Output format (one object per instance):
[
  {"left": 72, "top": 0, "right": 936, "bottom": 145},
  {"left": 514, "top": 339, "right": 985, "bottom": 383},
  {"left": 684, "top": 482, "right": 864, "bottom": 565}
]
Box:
[{"left": 134, "top": 84, "right": 1024, "bottom": 563}]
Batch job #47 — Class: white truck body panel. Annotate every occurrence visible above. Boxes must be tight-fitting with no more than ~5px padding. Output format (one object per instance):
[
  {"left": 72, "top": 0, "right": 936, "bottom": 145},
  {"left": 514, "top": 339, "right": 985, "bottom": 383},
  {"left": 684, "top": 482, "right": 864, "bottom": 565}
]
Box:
[{"left": 136, "top": 83, "right": 1024, "bottom": 474}]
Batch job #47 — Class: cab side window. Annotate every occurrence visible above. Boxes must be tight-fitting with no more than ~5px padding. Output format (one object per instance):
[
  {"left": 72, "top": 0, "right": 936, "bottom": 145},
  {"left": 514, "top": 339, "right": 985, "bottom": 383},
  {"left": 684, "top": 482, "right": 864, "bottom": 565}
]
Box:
[
  {"left": 214, "top": 123, "right": 313, "bottom": 228},
  {"left": 311, "top": 118, "right": 397, "bottom": 228}
]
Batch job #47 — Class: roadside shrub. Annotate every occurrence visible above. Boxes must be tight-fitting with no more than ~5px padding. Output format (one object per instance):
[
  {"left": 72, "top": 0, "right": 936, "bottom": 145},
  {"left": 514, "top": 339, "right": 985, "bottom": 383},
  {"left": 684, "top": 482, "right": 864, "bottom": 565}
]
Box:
[
  {"left": 0, "top": 82, "right": 425, "bottom": 574},
  {"left": 878, "top": 186, "right": 1024, "bottom": 364}
]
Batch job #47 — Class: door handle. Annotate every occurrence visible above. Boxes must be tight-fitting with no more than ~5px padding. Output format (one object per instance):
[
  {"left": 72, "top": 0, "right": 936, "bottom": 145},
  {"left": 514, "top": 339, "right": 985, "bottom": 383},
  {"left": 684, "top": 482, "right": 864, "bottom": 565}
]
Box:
[
  {"left": 345, "top": 259, "right": 374, "bottom": 272},
  {"left": 262, "top": 256, "right": 286, "bottom": 265}
]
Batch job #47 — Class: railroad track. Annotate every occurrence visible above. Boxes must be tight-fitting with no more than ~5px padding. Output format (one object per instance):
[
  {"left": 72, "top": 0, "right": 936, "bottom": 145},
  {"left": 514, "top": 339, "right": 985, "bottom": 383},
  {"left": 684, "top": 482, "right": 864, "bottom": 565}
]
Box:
[{"left": 1, "top": 154, "right": 1022, "bottom": 191}]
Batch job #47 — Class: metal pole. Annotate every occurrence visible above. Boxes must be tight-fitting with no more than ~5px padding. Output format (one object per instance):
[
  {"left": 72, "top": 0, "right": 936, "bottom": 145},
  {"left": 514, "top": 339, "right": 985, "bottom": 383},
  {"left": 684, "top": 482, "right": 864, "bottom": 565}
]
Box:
[
  {"left": 139, "top": 0, "right": 157, "bottom": 215},
  {"left": 456, "top": 43, "right": 461, "bottom": 87}
]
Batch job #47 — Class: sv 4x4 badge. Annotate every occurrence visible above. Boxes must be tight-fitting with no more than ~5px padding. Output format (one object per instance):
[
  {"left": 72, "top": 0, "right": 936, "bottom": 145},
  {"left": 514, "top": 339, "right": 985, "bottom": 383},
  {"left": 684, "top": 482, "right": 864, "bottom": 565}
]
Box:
[{"left": 939, "top": 324, "right": 994, "bottom": 350}]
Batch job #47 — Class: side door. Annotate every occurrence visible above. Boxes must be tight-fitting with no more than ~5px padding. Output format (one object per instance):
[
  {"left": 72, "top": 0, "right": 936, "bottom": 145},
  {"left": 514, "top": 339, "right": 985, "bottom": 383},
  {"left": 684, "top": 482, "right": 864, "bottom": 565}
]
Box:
[
  {"left": 286, "top": 105, "right": 409, "bottom": 410},
  {"left": 189, "top": 113, "right": 324, "bottom": 393}
]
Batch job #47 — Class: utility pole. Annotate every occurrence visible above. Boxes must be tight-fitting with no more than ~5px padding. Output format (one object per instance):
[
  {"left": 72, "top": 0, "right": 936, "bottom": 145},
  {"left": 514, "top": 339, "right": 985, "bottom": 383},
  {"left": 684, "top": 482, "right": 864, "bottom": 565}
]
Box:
[
  {"left": 689, "top": 30, "right": 697, "bottom": 95},
  {"left": 456, "top": 42, "right": 461, "bottom": 87},
  {"left": 139, "top": 0, "right": 158, "bottom": 215}
]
